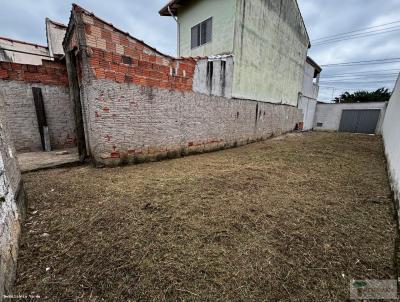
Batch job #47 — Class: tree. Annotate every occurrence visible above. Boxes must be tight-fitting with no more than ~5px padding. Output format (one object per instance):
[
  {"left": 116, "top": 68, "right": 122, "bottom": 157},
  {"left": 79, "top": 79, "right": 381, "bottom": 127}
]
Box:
[{"left": 333, "top": 88, "right": 391, "bottom": 103}]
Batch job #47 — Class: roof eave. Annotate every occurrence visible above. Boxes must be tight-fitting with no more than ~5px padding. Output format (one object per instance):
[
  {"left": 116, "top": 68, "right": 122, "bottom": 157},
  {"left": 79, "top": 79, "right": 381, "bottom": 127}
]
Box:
[
  {"left": 159, "top": 0, "right": 183, "bottom": 16},
  {"left": 306, "top": 56, "right": 322, "bottom": 73}
]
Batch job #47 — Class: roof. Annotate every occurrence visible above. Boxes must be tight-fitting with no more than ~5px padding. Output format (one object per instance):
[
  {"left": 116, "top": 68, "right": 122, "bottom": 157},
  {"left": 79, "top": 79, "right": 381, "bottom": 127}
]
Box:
[
  {"left": 306, "top": 56, "right": 322, "bottom": 73},
  {"left": 0, "top": 36, "right": 48, "bottom": 49},
  {"left": 46, "top": 18, "right": 67, "bottom": 29},
  {"left": 159, "top": 0, "right": 186, "bottom": 16},
  {"left": 45, "top": 18, "right": 67, "bottom": 57}
]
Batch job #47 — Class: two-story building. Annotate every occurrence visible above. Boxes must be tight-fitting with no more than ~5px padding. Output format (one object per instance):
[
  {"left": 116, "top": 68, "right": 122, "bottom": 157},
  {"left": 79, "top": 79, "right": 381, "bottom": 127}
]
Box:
[
  {"left": 160, "top": 0, "right": 311, "bottom": 107},
  {"left": 298, "top": 56, "right": 322, "bottom": 130}
]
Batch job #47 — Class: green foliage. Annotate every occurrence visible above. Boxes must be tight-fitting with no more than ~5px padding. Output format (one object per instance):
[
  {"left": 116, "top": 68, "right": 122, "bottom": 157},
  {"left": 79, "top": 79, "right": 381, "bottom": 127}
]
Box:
[{"left": 334, "top": 87, "right": 391, "bottom": 103}]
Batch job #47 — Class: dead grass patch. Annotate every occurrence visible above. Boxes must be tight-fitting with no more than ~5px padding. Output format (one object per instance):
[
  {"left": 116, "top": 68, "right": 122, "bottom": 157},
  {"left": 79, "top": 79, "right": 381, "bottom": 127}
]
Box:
[{"left": 14, "top": 132, "right": 396, "bottom": 301}]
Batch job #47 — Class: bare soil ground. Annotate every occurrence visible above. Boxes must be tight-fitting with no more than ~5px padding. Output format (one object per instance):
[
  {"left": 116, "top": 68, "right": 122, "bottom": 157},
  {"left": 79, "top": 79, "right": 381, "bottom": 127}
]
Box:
[{"left": 14, "top": 132, "right": 396, "bottom": 301}]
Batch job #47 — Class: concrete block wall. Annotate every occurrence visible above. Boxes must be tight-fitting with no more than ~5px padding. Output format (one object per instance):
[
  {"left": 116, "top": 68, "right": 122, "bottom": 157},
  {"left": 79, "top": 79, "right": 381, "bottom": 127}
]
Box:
[
  {"left": 314, "top": 102, "right": 388, "bottom": 134},
  {"left": 0, "top": 97, "right": 25, "bottom": 298},
  {"left": 0, "top": 61, "right": 76, "bottom": 152},
  {"left": 382, "top": 74, "right": 400, "bottom": 213},
  {"left": 64, "top": 4, "right": 302, "bottom": 166}
]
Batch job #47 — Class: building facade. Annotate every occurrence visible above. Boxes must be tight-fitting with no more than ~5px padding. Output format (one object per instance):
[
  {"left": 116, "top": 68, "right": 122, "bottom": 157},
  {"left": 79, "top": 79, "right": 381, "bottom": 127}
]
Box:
[
  {"left": 298, "top": 56, "right": 321, "bottom": 130},
  {"left": 160, "top": 0, "right": 310, "bottom": 106}
]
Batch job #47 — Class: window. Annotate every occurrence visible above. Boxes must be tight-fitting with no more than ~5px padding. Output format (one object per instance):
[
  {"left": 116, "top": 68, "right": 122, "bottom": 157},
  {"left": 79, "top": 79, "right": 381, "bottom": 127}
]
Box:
[{"left": 191, "top": 18, "right": 212, "bottom": 49}]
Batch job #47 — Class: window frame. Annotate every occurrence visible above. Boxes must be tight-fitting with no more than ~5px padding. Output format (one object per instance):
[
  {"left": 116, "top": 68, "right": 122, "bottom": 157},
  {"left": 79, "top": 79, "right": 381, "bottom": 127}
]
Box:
[{"left": 191, "top": 17, "right": 213, "bottom": 49}]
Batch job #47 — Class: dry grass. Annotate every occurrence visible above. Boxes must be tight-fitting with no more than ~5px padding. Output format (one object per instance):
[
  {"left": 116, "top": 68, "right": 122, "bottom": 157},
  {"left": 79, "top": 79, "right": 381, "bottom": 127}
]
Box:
[{"left": 14, "top": 132, "right": 396, "bottom": 301}]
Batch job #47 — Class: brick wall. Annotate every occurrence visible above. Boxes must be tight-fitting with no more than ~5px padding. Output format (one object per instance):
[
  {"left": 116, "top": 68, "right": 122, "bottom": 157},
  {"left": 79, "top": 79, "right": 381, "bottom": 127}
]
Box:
[
  {"left": 64, "top": 5, "right": 302, "bottom": 166},
  {"left": 75, "top": 5, "right": 195, "bottom": 91},
  {"left": 84, "top": 79, "right": 301, "bottom": 165},
  {"left": 0, "top": 60, "right": 68, "bottom": 86},
  {"left": 0, "top": 96, "right": 25, "bottom": 297},
  {"left": 0, "top": 60, "right": 76, "bottom": 152}
]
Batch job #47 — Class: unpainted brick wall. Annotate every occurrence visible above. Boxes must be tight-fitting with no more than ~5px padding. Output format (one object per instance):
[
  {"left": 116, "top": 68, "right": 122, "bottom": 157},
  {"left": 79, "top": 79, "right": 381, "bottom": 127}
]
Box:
[
  {"left": 0, "top": 60, "right": 68, "bottom": 85},
  {"left": 77, "top": 7, "right": 195, "bottom": 90},
  {"left": 0, "top": 61, "right": 76, "bottom": 152},
  {"left": 66, "top": 5, "right": 302, "bottom": 165},
  {"left": 0, "top": 97, "right": 24, "bottom": 297}
]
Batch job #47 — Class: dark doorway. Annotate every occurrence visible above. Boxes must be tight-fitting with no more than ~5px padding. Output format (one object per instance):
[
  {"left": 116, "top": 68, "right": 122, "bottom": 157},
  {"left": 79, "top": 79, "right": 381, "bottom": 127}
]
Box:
[
  {"left": 339, "top": 109, "right": 381, "bottom": 134},
  {"left": 32, "top": 87, "right": 49, "bottom": 151},
  {"left": 65, "top": 50, "right": 87, "bottom": 161}
]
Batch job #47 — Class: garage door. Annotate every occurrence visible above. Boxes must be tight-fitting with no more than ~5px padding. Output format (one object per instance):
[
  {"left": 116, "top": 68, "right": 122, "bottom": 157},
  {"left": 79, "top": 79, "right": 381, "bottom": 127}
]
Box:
[{"left": 339, "top": 109, "right": 381, "bottom": 134}]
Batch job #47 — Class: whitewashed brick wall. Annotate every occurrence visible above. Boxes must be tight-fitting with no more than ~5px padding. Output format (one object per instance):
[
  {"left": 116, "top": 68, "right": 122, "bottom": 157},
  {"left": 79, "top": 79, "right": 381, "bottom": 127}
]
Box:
[
  {"left": 0, "top": 97, "right": 23, "bottom": 297},
  {"left": 81, "top": 79, "right": 302, "bottom": 165},
  {"left": 0, "top": 81, "right": 76, "bottom": 152}
]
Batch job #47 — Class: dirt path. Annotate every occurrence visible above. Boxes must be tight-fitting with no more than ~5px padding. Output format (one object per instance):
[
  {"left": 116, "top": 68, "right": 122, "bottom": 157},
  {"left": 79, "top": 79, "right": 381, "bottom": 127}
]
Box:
[{"left": 14, "top": 132, "right": 396, "bottom": 301}]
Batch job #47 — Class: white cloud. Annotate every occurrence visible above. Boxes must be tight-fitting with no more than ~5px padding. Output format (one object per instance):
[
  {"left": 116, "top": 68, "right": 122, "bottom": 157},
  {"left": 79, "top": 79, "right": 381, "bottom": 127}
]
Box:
[{"left": 0, "top": 0, "right": 399, "bottom": 101}]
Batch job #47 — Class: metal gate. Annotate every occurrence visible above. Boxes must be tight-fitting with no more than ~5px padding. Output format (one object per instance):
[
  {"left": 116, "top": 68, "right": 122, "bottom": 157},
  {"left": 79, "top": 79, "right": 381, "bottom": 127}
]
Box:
[{"left": 339, "top": 109, "right": 381, "bottom": 134}]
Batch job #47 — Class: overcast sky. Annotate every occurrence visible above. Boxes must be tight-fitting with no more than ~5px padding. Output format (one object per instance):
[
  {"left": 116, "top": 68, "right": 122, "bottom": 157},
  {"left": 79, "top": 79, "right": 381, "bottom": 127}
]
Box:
[{"left": 0, "top": 0, "right": 399, "bottom": 101}]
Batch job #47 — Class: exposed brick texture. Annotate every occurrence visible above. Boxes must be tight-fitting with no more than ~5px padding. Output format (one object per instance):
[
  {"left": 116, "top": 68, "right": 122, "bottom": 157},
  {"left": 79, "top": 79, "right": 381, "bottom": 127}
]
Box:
[
  {"left": 84, "top": 80, "right": 302, "bottom": 165},
  {"left": 63, "top": 5, "right": 302, "bottom": 166},
  {"left": 0, "top": 60, "right": 68, "bottom": 86},
  {"left": 0, "top": 81, "right": 76, "bottom": 152},
  {"left": 0, "top": 97, "right": 24, "bottom": 298},
  {"left": 78, "top": 9, "right": 195, "bottom": 91}
]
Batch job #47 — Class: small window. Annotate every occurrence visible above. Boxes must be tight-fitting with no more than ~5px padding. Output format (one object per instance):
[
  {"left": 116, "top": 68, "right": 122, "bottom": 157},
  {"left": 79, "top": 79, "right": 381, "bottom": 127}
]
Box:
[
  {"left": 317, "top": 122, "right": 323, "bottom": 127},
  {"left": 191, "top": 18, "right": 212, "bottom": 49}
]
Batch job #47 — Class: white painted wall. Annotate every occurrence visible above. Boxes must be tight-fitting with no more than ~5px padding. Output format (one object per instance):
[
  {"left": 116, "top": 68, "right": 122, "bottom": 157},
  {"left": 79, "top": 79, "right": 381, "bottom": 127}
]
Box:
[
  {"left": 302, "top": 61, "right": 319, "bottom": 100},
  {"left": 298, "top": 97, "right": 317, "bottom": 131},
  {"left": 46, "top": 19, "right": 67, "bottom": 57},
  {"left": 298, "top": 60, "right": 320, "bottom": 131},
  {"left": 177, "top": 0, "right": 309, "bottom": 106},
  {"left": 314, "top": 102, "right": 388, "bottom": 134},
  {"left": 232, "top": 0, "right": 309, "bottom": 106},
  {"left": 193, "top": 56, "right": 234, "bottom": 98},
  {"left": 0, "top": 38, "right": 49, "bottom": 65},
  {"left": 382, "top": 74, "right": 400, "bottom": 209}
]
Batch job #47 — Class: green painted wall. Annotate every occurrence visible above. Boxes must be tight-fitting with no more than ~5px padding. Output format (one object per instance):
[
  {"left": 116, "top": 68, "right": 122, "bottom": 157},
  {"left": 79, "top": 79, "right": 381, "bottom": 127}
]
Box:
[
  {"left": 177, "top": 0, "right": 309, "bottom": 107},
  {"left": 232, "top": 0, "right": 309, "bottom": 106},
  {"left": 178, "top": 0, "right": 236, "bottom": 57}
]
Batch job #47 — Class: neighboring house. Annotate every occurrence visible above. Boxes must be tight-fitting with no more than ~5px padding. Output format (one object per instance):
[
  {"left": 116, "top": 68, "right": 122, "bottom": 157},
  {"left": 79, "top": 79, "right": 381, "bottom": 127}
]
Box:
[
  {"left": 298, "top": 56, "right": 322, "bottom": 130},
  {"left": 0, "top": 19, "right": 66, "bottom": 65},
  {"left": 160, "top": 0, "right": 310, "bottom": 107},
  {"left": 46, "top": 18, "right": 67, "bottom": 58}
]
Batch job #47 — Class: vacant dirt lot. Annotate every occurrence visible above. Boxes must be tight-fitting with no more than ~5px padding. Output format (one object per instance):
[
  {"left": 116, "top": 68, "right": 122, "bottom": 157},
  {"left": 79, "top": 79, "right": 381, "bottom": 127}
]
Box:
[{"left": 14, "top": 133, "right": 396, "bottom": 301}]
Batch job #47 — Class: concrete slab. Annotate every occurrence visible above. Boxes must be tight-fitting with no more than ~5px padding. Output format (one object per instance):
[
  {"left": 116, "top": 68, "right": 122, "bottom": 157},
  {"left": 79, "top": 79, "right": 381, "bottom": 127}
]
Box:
[{"left": 17, "top": 148, "right": 79, "bottom": 173}]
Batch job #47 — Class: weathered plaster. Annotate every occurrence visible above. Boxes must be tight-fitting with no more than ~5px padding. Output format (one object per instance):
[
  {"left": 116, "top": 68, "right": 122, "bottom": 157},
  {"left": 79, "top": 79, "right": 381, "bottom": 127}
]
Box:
[
  {"left": 232, "top": 0, "right": 309, "bottom": 106},
  {"left": 382, "top": 74, "right": 400, "bottom": 213}
]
